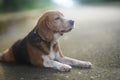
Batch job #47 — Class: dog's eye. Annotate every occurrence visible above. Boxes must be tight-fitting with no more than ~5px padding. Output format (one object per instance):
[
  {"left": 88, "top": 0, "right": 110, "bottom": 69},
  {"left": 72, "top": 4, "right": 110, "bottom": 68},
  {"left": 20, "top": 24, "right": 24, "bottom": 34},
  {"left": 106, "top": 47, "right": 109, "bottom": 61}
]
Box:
[{"left": 55, "top": 17, "right": 60, "bottom": 20}]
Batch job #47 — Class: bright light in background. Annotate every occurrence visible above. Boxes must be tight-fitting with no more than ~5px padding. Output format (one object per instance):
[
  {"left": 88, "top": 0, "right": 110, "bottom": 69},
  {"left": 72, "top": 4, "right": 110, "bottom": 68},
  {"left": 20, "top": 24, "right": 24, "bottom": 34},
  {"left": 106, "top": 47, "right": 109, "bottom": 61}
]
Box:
[{"left": 52, "top": 0, "right": 74, "bottom": 8}]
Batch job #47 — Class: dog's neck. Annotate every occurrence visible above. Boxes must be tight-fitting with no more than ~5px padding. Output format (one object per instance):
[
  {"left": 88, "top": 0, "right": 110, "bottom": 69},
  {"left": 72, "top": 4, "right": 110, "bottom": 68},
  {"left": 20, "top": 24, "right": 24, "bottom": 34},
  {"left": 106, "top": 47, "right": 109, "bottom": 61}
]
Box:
[
  {"left": 53, "top": 33, "right": 61, "bottom": 44},
  {"left": 32, "top": 29, "right": 61, "bottom": 45}
]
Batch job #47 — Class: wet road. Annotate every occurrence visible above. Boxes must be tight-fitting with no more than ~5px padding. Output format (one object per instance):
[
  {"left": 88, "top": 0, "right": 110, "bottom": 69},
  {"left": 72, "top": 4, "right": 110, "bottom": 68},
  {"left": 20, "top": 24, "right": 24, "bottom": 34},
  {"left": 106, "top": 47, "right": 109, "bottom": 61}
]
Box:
[{"left": 0, "top": 4, "right": 120, "bottom": 80}]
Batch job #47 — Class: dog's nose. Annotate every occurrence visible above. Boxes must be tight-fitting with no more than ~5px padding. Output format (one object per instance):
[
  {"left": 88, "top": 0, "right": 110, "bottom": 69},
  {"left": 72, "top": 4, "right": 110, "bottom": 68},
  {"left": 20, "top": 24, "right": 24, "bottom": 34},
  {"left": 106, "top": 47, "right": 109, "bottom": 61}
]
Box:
[{"left": 69, "top": 20, "right": 74, "bottom": 26}]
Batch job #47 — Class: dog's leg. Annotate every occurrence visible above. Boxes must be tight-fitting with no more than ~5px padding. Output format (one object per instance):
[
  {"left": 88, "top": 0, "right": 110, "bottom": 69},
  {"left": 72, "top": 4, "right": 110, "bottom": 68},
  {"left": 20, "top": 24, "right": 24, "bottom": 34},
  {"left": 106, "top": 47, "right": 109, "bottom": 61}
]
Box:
[
  {"left": 56, "top": 44, "right": 92, "bottom": 68},
  {"left": 56, "top": 52, "right": 92, "bottom": 68},
  {"left": 42, "top": 55, "right": 72, "bottom": 72},
  {"left": 59, "top": 57, "right": 92, "bottom": 68}
]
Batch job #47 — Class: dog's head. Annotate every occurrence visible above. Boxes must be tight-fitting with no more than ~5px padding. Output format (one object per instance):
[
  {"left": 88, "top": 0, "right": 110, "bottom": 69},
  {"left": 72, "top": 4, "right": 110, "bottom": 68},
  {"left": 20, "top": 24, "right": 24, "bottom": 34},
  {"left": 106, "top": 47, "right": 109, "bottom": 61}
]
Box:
[{"left": 36, "top": 10, "right": 74, "bottom": 42}]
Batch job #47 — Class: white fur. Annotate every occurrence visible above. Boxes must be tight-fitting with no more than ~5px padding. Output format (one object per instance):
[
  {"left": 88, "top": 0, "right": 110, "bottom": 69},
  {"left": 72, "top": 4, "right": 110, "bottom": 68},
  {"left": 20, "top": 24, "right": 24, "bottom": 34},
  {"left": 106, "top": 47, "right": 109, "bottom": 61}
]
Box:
[
  {"left": 53, "top": 33, "right": 61, "bottom": 43},
  {"left": 42, "top": 41, "right": 72, "bottom": 71},
  {"left": 56, "top": 55, "right": 92, "bottom": 68},
  {"left": 42, "top": 33, "right": 92, "bottom": 71}
]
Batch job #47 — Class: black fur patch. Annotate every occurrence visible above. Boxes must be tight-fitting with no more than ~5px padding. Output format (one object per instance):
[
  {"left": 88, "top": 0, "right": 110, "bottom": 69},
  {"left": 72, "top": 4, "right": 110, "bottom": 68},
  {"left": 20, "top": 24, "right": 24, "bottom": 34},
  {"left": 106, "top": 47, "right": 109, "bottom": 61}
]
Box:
[
  {"left": 28, "top": 29, "right": 51, "bottom": 55},
  {"left": 11, "top": 39, "right": 30, "bottom": 64},
  {"left": 11, "top": 29, "right": 51, "bottom": 64}
]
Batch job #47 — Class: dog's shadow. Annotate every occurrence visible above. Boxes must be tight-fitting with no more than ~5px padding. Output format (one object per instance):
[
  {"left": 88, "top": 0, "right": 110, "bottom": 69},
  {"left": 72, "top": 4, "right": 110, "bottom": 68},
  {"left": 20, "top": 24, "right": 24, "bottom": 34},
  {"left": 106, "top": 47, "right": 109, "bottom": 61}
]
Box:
[
  {"left": 0, "top": 62, "right": 59, "bottom": 80},
  {"left": 0, "top": 62, "right": 79, "bottom": 80},
  {"left": 0, "top": 62, "right": 92, "bottom": 80}
]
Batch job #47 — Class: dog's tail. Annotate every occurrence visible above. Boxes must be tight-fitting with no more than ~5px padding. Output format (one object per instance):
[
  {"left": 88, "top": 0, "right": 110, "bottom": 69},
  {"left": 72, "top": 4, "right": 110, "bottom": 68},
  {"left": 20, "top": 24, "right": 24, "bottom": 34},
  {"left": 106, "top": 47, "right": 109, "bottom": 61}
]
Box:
[
  {"left": 0, "top": 49, "right": 16, "bottom": 62},
  {"left": 0, "top": 52, "right": 3, "bottom": 61}
]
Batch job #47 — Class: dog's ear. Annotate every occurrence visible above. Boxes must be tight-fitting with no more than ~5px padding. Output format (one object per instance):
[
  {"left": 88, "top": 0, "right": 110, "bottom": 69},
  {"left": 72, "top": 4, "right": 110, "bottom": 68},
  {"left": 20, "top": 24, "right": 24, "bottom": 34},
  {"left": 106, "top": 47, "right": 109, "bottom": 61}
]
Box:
[{"left": 37, "top": 16, "right": 54, "bottom": 42}]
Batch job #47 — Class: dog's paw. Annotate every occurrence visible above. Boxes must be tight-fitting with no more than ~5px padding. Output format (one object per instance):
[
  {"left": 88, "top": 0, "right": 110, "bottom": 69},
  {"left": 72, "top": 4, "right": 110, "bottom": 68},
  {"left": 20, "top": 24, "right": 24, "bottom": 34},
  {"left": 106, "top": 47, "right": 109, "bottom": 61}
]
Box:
[
  {"left": 59, "top": 64, "right": 72, "bottom": 72},
  {"left": 75, "top": 61, "right": 92, "bottom": 68},
  {"left": 77, "top": 61, "right": 92, "bottom": 68}
]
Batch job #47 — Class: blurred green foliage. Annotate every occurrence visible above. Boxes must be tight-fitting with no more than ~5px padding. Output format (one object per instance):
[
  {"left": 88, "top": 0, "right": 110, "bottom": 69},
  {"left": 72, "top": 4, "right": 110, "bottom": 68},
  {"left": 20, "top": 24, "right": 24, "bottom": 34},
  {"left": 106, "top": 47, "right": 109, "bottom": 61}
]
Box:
[
  {"left": 0, "top": 0, "right": 52, "bottom": 12},
  {"left": 0, "top": 0, "right": 120, "bottom": 13}
]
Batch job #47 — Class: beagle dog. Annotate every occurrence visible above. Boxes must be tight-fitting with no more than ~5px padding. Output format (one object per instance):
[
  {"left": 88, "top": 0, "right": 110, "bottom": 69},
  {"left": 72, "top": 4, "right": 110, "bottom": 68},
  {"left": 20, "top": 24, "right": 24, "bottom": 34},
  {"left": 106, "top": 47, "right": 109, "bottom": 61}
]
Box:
[{"left": 0, "top": 11, "right": 92, "bottom": 71}]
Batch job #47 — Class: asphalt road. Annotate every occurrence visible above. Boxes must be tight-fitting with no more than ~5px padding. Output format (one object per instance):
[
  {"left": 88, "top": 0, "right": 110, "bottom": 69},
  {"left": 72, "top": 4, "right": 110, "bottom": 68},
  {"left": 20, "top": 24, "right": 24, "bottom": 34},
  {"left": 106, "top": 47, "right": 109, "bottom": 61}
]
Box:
[{"left": 0, "top": 3, "right": 120, "bottom": 80}]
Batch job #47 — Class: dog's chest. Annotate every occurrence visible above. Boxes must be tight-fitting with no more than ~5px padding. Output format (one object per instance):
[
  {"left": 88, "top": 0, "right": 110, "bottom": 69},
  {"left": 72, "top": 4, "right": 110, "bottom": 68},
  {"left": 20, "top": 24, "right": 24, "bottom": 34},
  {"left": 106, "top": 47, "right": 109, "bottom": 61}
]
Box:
[{"left": 48, "top": 43, "right": 57, "bottom": 60}]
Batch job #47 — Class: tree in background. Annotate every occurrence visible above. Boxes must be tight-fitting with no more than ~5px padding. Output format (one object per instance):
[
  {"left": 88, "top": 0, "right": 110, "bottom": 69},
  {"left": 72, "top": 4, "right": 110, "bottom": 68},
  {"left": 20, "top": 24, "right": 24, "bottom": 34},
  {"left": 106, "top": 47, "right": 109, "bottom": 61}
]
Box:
[
  {"left": 2, "top": 0, "right": 20, "bottom": 11},
  {"left": 0, "top": 0, "right": 120, "bottom": 12},
  {"left": 0, "top": 0, "right": 52, "bottom": 12}
]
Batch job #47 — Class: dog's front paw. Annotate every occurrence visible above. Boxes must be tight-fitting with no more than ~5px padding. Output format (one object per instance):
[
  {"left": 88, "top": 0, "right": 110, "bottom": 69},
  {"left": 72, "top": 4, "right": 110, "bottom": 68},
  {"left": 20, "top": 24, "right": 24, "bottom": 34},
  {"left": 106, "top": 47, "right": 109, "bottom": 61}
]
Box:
[
  {"left": 77, "top": 61, "right": 92, "bottom": 68},
  {"left": 59, "top": 64, "right": 72, "bottom": 72}
]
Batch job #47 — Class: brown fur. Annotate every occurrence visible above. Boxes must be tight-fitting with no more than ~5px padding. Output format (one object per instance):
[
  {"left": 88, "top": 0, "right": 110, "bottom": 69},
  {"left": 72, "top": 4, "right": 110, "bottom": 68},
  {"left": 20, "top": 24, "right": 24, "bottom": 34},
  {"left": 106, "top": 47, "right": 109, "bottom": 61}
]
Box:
[
  {"left": 37, "top": 11, "right": 63, "bottom": 42},
  {"left": 2, "top": 49, "right": 15, "bottom": 62},
  {"left": 0, "top": 10, "right": 65, "bottom": 66},
  {"left": 27, "top": 43, "right": 43, "bottom": 67}
]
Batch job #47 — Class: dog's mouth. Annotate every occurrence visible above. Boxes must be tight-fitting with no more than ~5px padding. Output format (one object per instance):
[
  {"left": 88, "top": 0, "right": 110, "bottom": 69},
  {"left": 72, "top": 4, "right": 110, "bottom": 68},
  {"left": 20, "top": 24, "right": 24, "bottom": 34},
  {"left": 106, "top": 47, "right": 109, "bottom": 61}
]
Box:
[
  {"left": 60, "top": 28, "right": 73, "bottom": 33},
  {"left": 59, "top": 28, "right": 73, "bottom": 36}
]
